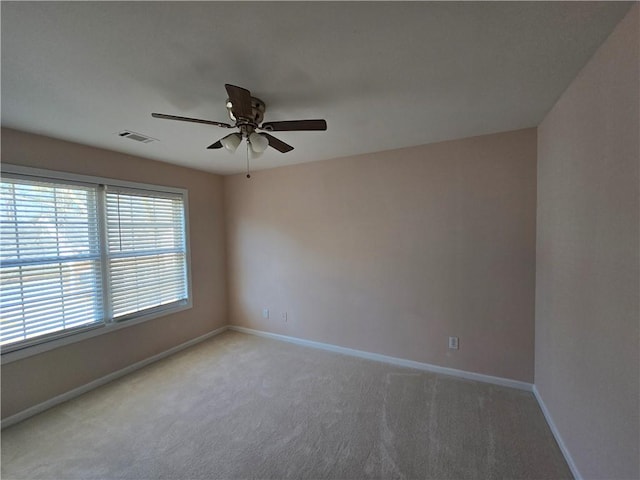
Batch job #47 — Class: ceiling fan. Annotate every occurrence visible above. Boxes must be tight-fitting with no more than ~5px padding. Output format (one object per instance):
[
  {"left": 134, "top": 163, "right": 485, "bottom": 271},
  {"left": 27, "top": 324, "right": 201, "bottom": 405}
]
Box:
[{"left": 152, "top": 84, "right": 327, "bottom": 157}]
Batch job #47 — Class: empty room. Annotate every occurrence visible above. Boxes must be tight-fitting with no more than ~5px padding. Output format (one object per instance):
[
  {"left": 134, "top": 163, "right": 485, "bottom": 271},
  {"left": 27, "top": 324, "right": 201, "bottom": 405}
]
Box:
[{"left": 1, "top": 2, "right": 638, "bottom": 479}]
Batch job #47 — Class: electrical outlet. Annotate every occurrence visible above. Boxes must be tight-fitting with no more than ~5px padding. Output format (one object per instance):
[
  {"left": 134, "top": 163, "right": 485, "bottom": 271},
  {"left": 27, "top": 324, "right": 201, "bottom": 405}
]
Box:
[
  {"left": 448, "top": 336, "right": 459, "bottom": 350},
  {"left": 282, "top": 312, "right": 288, "bottom": 323},
  {"left": 262, "top": 308, "right": 269, "bottom": 319}
]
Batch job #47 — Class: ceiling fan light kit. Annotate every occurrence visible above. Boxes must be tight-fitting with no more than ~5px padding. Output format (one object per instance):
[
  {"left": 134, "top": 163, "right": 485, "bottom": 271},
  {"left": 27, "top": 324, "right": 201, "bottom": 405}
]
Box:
[{"left": 152, "top": 84, "right": 327, "bottom": 178}]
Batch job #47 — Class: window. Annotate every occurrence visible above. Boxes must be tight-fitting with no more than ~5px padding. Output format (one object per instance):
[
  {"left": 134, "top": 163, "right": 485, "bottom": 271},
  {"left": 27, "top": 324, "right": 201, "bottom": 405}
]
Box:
[
  {"left": 1, "top": 178, "right": 103, "bottom": 346},
  {"left": 105, "top": 188, "right": 187, "bottom": 319},
  {"left": 0, "top": 166, "right": 191, "bottom": 355}
]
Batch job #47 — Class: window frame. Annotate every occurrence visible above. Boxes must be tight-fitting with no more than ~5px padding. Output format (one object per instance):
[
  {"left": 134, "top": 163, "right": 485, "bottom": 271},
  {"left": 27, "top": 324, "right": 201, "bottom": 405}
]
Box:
[{"left": 1, "top": 164, "right": 193, "bottom": 365}]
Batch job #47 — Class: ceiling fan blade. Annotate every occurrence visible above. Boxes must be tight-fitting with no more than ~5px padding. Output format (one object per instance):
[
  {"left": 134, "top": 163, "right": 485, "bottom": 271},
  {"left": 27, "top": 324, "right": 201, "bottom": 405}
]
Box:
[
  {"left": 225, "top": 84, "right": 253, "bottom": 120},
  {"left": 261, "top": 133, "right": 294, "bottom": 153},
  {"left": 152, "top": 113, "right": 232, "bottom": 128},
  {"left": 207, "top": 140, "right": 223, "bottom": 149},
  {"left": 260, "top": 119, "right": 327, "bottom": 132}
]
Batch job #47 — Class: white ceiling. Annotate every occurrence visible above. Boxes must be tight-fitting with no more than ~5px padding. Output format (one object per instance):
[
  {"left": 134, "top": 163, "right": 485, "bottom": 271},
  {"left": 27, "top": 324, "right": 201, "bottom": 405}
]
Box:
[{"left": 1, "top": 2, "right": 632, "bottom": 175}]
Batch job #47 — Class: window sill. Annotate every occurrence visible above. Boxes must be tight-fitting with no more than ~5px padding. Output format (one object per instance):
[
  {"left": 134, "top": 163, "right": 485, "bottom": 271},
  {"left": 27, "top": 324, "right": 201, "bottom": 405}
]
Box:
[{"left": 0, "top": 302, "right": 192, "bottom": 365}]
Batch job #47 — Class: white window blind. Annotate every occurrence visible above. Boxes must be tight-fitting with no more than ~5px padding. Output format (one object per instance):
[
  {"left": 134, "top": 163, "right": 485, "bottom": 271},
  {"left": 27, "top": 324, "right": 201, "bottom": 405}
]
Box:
[
  {"left": 105, "top": 188, "right": 187, "bottom": 320},
  {"left": 0, "top": 177, "right": 103, "bottom": 346}
]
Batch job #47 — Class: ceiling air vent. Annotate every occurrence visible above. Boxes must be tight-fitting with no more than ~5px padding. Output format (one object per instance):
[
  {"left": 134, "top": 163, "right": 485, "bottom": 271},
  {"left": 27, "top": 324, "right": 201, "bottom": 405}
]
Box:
[{"left": 117, "top": 130, "right": 157, "bottom": 144}]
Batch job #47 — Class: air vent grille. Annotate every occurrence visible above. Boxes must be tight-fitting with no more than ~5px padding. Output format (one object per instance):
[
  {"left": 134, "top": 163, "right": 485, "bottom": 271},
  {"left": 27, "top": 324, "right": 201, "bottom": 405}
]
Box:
[{"left": 117, "top": 130, "right": 157, "bottom": 144}]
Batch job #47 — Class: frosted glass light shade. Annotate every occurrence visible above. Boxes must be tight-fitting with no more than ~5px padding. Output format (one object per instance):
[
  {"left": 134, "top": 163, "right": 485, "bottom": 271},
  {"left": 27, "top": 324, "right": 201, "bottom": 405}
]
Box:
[
  {"left": 221, "top": 133, "right": 241, "bottom": 153},
  {"left": 249, "top": 132, "right": 269, "bottom": 153}
]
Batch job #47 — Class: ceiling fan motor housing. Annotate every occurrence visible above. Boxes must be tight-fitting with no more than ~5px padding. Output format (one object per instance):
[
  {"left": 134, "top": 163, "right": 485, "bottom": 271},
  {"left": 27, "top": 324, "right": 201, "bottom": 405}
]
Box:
[{"left": 226, "top": 97, "right": 265, "bottom": 126}]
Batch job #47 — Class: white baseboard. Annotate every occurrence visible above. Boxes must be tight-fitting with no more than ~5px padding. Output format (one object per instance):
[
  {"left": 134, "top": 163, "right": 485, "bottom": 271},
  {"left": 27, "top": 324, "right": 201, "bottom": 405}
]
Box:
[
  {"left": 229, "top": 325, "right": 533, "bottom": 392},
  {"left": 1, "top": 326, "right": 229, "bottom": 430},
  {"left": 533, "top": 385, "right": 582, "bottom": 480}
]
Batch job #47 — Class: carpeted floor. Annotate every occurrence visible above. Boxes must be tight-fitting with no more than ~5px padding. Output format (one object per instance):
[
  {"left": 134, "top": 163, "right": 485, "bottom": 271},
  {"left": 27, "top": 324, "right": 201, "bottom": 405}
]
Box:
[{"left": 1, "top": 331, "right": 572, "bottom": 479}]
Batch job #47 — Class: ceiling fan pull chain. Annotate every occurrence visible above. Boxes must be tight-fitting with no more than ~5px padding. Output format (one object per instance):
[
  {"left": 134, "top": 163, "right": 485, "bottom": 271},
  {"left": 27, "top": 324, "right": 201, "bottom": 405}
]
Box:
[{"left": 246, "top": 141, "right": 251, "bottom": 179}]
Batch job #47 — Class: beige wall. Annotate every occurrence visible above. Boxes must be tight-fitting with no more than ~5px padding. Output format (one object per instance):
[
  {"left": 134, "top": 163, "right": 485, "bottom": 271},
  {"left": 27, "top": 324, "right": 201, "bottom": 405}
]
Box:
[
  {"left": 225, "top": 128, "right": 537, "bottom": 382},
  {"left": 0, "top": 128, "right": 227, "bottom": 419},
  {"left": 535, "top": 6, "right": 639, "bottom": 480}
]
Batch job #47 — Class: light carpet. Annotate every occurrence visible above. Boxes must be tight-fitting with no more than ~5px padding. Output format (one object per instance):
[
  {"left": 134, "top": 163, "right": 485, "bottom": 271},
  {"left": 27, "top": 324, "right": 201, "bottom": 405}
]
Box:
[{"left": 1, "top": 331, "right": 572, "bottom": 479}]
